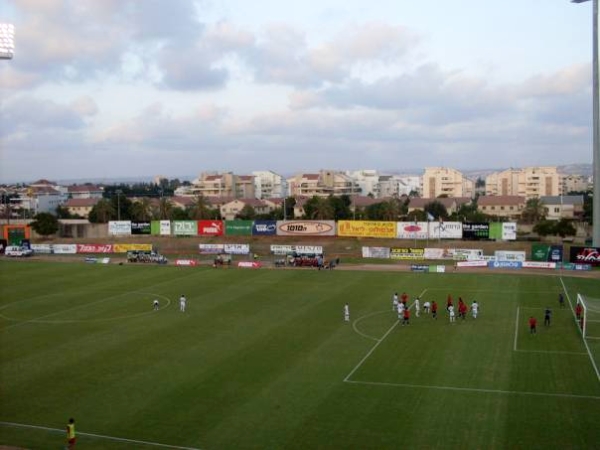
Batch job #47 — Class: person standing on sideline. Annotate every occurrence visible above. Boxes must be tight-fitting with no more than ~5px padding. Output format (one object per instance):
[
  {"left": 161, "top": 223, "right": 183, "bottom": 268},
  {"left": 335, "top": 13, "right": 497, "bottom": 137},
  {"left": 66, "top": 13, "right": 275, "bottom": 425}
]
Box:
[
  {"left": 66, "top": 418, "right": 76, "bottom": 449},
  {"left": 179, "top": 294, "right": 187, "bottom": 312},
  {"left": 344, "top": 303, "right": 350, "bottom": 322},
  {"left": 448, "top": 305, "right": 456, "bottom": 323},
  {"left": 392, "top": 293, "right": 399, "bottom": 312},
  {"left": 153, "top": 299, "right": 159, "bottom": 311},
  {"left": 529, "top": 316, "right": 537, "bottom": 334},
  {"left": 402, "top": 307, "right": 410, "bottom": 326},
  {"left": 576, "top": 302, "right": 583, "bottom": 321},
  {"left": 471, "top": 301, "right": 479, "bottom": 319},
  {"left": 431, "top": 301, "right": 438, "bottom": 319},
  {"left": 559, "top": 293, "right": 565, "bottom": 309},
  {"left": 423, "top": 300, "right": 431, "bottom": 314},
  {"left": 544, "top": 307, "right": 552, "bottom": 327}
]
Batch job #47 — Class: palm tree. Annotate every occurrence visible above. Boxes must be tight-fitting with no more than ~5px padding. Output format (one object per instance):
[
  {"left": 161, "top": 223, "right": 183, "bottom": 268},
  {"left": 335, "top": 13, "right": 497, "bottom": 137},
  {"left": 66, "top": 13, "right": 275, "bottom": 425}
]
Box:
[
  {"left": 156, "top": 197, "right": 174, "bottom": 220},
  {"left": 89, "top": 199, "right": 115, "bottom": 223},
  {"left": 522, "top": 198, "right": 546, "bottom": 224},
  {"left": 130, "top": 197, "right": 153, "bottom": 221},
  {"left": 309, "top": 197, "right": 334, "bottom": 220},
  {"left": 188, "top": 195, "right": 212, "bottom": 219}
]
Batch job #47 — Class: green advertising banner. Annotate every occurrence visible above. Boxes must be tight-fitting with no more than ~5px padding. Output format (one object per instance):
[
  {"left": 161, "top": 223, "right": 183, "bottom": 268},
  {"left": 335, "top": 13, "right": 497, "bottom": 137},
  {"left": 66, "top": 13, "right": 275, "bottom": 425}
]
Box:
[
  {"left": 531, "top": 243, "right": 550, "bottom": 261},
  {"left": 172, "top": 221, "right": 198, "bottom": 236},
  {"left": 151, "top": 221, "right": 161, "bottom": 235},
  {"left": 489, "top": 223, "right": 502, "bottom": 240},
  {"left": 225, "top": 220, "right": 253, "bottom": 236}
]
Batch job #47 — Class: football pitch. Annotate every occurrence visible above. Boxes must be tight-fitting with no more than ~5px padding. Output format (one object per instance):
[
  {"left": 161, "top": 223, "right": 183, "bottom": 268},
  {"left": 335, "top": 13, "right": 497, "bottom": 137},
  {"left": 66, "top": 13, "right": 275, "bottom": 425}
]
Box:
[{"left": 1, "top": 261, "right": 599, "bottom": 449}]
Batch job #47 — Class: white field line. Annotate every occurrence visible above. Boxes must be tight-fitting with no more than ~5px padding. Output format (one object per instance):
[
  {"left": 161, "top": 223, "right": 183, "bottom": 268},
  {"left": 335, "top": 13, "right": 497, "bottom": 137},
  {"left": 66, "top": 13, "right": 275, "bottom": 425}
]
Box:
[
  {"left": 345, "top": 289, "right": 427, "bottom": 381},
  {"left": 560, "top": 277, "right": 600, "bottom": 383},
  {"left": 343, "top": 380, "right": 600, "bottom": 401},
  {"left": 424, "top": 288, "right": 558, "bottom": 295},
  {"left": 352, "top": 310, "right": 389, "bottom": 342},
  {"left": 514, "top": 349, "right": 588, "bottom": 355},
  {"left": 514, "top": 307, "right": 520, "bottom": 351},
  {"left": 0, "top": 421, "right": 202, "bottom": 450}
]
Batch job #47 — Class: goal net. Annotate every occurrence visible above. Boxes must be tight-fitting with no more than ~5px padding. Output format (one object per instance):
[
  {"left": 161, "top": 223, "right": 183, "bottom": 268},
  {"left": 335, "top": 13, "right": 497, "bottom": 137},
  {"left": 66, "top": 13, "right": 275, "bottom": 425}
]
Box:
[{"left": 576, "top": 294, "right": 600, "bottom": 340}]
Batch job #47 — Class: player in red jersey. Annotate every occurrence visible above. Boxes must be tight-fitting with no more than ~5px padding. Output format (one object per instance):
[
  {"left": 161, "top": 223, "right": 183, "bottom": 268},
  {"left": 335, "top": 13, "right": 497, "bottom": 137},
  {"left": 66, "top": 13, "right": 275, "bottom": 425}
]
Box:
[{"left": 529, "top": 316, "right": 537, "bottom": 334}]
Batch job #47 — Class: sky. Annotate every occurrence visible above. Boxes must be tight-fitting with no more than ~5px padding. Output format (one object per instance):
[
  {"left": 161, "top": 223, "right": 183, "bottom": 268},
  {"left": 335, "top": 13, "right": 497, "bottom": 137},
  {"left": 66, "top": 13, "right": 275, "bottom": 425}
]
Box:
[{"left": 0, "top": 0, "right": 597, "bottom": 183}]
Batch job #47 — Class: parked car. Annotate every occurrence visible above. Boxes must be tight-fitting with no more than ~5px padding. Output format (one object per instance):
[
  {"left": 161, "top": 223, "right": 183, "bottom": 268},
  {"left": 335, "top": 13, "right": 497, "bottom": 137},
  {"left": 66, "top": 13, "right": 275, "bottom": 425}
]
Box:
[{"left": 4, "top": 246, "right": 33, "bottom": 257}]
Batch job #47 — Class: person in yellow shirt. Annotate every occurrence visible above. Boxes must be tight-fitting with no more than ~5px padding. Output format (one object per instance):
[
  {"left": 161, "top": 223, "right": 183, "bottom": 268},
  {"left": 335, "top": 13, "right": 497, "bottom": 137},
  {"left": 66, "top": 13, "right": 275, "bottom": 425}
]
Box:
[{"left": 66, "top": 418, "right": 76, "bottom": 449}]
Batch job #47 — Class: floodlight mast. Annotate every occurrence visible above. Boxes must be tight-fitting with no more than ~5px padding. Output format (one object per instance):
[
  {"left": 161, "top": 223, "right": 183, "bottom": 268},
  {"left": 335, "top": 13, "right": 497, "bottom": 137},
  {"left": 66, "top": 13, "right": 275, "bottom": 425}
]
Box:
[
  {"left": 572, "top": 0, "right": 599, "bottom": 246},
  {"left": 0, "top": 23, "right": 15, "bottom": 60}
]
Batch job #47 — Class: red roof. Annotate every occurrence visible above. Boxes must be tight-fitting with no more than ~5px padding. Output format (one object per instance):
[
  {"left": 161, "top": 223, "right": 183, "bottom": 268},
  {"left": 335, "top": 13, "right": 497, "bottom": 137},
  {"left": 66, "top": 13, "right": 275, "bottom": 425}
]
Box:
[
  {"left": 478, "top": 196, "right": 525, "bottom": 206},
  {"left": 68, "top": 185, "right": 102, "bottom": 193},
  {"left": 66, "top": 198, "right": 100, "bottom": 207}
]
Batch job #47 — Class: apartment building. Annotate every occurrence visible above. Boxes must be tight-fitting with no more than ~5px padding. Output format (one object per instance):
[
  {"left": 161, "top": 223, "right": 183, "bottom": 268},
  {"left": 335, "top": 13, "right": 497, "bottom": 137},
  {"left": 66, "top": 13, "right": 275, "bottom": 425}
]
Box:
[
  {"left": 186, "top": 172, "right": 256, "bottom": 199},
  {"left": 540, "top": 195, "right": 585, "bottom": 221},
  {"left": 287, "top": 171, "right": 358, "bottom": 197},
  {"left": 561, "top": 174, "right": 589, "bottom": 194},
  {"left": 422, "top": 167, "right": 474, "bottom": 199},
  {"left": 485, "top": 167, "right": 561, "bottom": 199},
  {"left": 252, "top": 170, "right": 287, "bottom": 199}
]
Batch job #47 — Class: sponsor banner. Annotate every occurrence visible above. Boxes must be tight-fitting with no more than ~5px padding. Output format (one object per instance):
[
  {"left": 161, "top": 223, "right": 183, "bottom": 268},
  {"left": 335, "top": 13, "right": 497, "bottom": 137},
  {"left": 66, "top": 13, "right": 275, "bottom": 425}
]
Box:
[
  {"left": 338, "top": 221, "right": 396, "bottom": 238},
  {"left": 77, "top": 244, "right": 113, "bottom": 253},
  {"left": 397, "top": 222, "right": 429, "bottom": 239},
  {"left": 462, "top": 222, "right": 490, "bottom": 240},
  {"left": 488, "top": 261, "right": 522, "bottom": 269},
  {"left": 224, "top": 244, "right": 250, "bottom": 255},
  {"left": 532, "top": 244, "right": 564, "bottom": 262},
  {"left": 443, "top": 248, "right": 484, "bottom": 261},
  {"left": 160, "top": 220, "right": 171, "bottom": 236},
  {"left": 411, "top": 264, "right": 429, "bottom": 272},
  {"left": 98, "top": 258, "right": 111, "bottom": 264},
  {"left": 429, "top": 222, "right": 463, "bottom": 239},
  {"left": 114, "top": 244, "right": 153, "bottom": 253},
  {"left": 108, "top": 221, "right": 132, "bottom": 236},
  {"left": 522, "top": 261, "right": 557, "bottom": 269},
  {"left": 424, "top": 248, "right": 444, "bottom": 260},
  {"left": 198, "top": 220, "right": 223, "bottom": 236},
  {"left": 53, "top": 244, "right": 77, "bottom": 254},
  {"left": 457, "top": 260, "right": 488, "bottom": 268},
  {"left": 252, "top": 220, "right": 277, "bottom": 236},
  {"left": 569, "top": 246, "right": 600, "bottom": 266},
  {"left": 31, "top": 244, "right": 52, "bottom": 254},
  {"left": 276, "top": 220, "right": 336, "bottom": 236},
  {"left": 225, "top": 220, "right": 253, "bottom": 236},
  {"left": 238, "top": 261, "right": 262, "bottom": 268},
  {"left": 559, "top": 262, "right": 592, "bottom": 271},
  {"left": 361, "top": 247, "right": 391, "bottom": 259},
  {"left": 85, "top": 257, "right": 98, "bottom": 263},
  {"left": 199, "top": 244, "right": 225, "bottom": 254},
  {"left": 175, "top": 259, "right": 198, "bottom": 266},
  {"left": 270, "top": 245, "right": 323, "bottom": 255},
  {"left": 131, "top": 221, "right": 151, "bottom": 235},
  {"left": 390, "top": 248, "right": 424, "bottom": 260},
  {"left": 494, "top": 250, "right": 526, "bottom": 262},
  {"left": 502, "top": 223, "right": 517, "bottom": 240},
  {"left": 429, "top": 265, "right": 446, "bottom": 273},
  {"left": 173, "top": 221, "right": 198, "bottom": 236}
]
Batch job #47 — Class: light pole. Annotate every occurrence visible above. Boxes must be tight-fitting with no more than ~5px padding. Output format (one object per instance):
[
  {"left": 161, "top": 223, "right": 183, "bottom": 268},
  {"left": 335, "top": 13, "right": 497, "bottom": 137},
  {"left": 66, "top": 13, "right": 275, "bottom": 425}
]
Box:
[
  {"left": 116, "top": 189, "right": 122, "bottom": 221},
  {"left": 572, "top": 0, "right": 599, "bottom": 246}
]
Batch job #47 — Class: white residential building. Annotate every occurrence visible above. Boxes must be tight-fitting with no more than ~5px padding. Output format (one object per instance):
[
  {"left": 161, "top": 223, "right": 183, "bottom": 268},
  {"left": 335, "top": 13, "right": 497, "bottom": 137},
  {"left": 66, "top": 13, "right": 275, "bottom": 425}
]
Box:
[{"left": 252, "top": 170, "right": 288, "bottom": 199}]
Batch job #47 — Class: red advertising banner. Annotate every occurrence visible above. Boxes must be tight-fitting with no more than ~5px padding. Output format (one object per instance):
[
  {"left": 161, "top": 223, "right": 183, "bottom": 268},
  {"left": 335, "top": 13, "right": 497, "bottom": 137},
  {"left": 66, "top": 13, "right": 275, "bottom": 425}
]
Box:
[
  {"left": 77, "top": 244, "right": 113, "bottom": 253},
  {"left": 198, "top": 220, "right": 224, "bottom": 236},
  {"left": 238, "top": 261, "right": 262, "bottom": 268},
  {"left": 175, "top": 259, "right": 198, "bottom": 266}
]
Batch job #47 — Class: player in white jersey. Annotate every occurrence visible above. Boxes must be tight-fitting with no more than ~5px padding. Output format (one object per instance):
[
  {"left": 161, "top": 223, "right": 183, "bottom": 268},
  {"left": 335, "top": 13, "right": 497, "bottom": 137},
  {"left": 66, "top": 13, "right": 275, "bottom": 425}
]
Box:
[
  {"left": 397, "top": 302, "right": 405, "bottom": 320},
  {"left": 392, "top": 293, "right": 399, "bottom": 312},
  {"left": 344, "top": 303, "right": 350, "bottom": 322},
  {"left": 414, "top": 297, "right": 420, "bottom": 317},
  {"left": 153, "top": 299, "right": 159, "bottom": 311},
  {"left": 471, "top": 301, "right": 479, "bottom": 319},
  {"left": 423, "top": 300, "right": 431, "bottom": 314},
  {"left": 448, "top": 305, "right": 456, "bottom": 322},
  {"left": 179, "top": 294, "right": 187, "bottom": 312}
]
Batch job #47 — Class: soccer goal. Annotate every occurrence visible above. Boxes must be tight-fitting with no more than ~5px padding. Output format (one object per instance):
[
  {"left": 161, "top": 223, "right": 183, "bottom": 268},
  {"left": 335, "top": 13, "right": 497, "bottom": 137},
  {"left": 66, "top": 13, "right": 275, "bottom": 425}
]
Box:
[{"left": 576, "top": 294, "right": 600, "bottom": 340}]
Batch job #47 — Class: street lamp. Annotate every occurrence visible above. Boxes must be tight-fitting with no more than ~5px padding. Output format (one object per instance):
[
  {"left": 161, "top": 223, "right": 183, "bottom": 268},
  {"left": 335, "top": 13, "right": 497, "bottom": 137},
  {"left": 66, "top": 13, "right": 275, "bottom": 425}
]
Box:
[
  {"left": 572, "top": 0, "right": 599, "bottom": 246},
  {"left": 116, "top": 189, "right": 122, "bottom": 221}
]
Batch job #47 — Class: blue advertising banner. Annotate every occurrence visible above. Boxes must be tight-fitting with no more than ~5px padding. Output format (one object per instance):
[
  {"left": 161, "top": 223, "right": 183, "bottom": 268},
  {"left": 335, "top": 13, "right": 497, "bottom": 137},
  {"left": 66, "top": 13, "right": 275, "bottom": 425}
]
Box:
[
  {"left": 252, "top": 220, "right": 277, "bottom": 236},
  {"left": 488, "top": 261, "right": 522, "bottom": 269}
]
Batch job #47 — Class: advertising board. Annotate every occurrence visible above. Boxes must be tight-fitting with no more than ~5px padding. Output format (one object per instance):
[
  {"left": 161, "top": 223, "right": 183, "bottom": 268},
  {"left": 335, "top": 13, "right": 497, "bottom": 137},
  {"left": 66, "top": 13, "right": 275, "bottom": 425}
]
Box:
[
  {"left": 456, "top": 260, "right": 487, "bottom": 268},
  {"left": 390, "top": 248, "right": 424, "bottom": 260},
  {"left": 396, "top": 222, "right": 429, "bottom": 239},
  {"left": 494, "top": 250, "right": 526, "bottom": 262},
  {"left": 175, "top": 259, "right": 197, "bottom": 266},
  {"left": 522, "top": 261, "right": 556, "bottom": 269},
  {"left": 198, "top": 244, "right": 225, "bottom": 254},
  {"left": 131, "top": 221, "right": 151, "bottom": 235},
  {"left": 114, "top": 244, "right": 153, "bottom": 253},
  {"left": 362, "top": 247, "right": 391, "bottom": 258},
  {"left": 276, "top": 221, "right": 335, "bottom": 236},
  {"left": 443, "top": 248, "right": 484, "bottom": 261},
  {"left": 53, "top": 244, "right": 77, "bottom": 254},
  {"left": 77, "top": 244, "right": 113, "bottom": 253},
  {"left": 31, "top": 244, "right": 52, "bottom": 254},
  {"left": 198, "top": 220, "right": 223, "bottom": 236},
  {"left": 108, "top": 221, "right": 132, "bottom": 236},
  {"left": 252, "top": 221, "right": 277, "bottom": 236},
  {"left": 410, "top": 264, "right": 429, "bottom": 272},
  {"left": 488, "top": 261, "right": 522, "bottom": 269},
  {"left": 338, "top": 221, "right": 396, "bottom": 238},
  {"left": 569, "top": 246, "right": 600, "bottom": 267},
  {"left": 173, "top": 221, "right": 198, "bottom": 236},
  {"left": 224, "top": 244, "right": 250, "bottom": 255},
  {"left": 238, "top": 261, "right": 262, "bottom": 268},
  {"left": 225, "top": 220, "right": 253, "bottom": 236},
  {"left": 270, "top": 245, "right": 323, "bottom": 255},
  {"left": 462, "top": 222, "right": 489, "bottom": 240},
  {"left": 429, "top": 222, "right": 463, "bottom": 239}
]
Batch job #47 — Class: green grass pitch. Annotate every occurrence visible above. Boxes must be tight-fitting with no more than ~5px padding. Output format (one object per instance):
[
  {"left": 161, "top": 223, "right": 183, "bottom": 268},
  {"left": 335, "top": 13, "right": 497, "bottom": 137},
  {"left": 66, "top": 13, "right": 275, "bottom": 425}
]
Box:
[{"left": 1, "top": 261, "right": 599, "bottom": 449}]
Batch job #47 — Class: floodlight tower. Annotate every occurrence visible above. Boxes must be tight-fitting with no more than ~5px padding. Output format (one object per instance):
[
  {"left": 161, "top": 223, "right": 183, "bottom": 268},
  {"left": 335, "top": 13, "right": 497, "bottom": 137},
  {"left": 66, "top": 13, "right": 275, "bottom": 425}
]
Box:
[
  {"left": 0, "top": 23, "right": 15, "bottom": 60},
  {"left": 572, "top": 0, "right": 599, "bottom": 246}
]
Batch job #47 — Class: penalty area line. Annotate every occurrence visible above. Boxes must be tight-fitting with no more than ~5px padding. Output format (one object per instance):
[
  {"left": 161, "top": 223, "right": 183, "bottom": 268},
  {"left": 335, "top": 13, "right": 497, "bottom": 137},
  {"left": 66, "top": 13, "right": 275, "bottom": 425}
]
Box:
[{"left": 0, "top": 421, "right": 202, "bottom": 450}]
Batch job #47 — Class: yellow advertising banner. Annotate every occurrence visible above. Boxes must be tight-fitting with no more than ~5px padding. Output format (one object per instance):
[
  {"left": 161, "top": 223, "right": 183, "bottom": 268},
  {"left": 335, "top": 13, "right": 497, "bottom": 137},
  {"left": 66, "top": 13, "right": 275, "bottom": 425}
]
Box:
[
  {"left": 113, "top": 243, "right": 153, "bottom": 253},
  {"left": 337, "top": 221, "right": 396, "bottom": 238}
]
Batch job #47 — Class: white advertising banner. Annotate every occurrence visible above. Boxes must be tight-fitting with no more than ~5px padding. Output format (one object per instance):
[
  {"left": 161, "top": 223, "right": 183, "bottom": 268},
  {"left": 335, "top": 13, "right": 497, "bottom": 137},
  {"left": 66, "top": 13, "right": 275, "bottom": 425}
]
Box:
[
  {"left": 276, "top": 221, "right": 336, "bottom": 236},
  {"left": 52, "top": 244, "right": 77, "bottom": 254},
  {"left": 502, "top": 223, "right": 517, "bottom": 241},
  {"left": 198, "top": 244, "right": 225, "bottom": 254},
  {"left": 495, "top": 250, "right": 526, "bottom": 262},
  {"left": 160, "top": 220, "right": 171, "bottom": 236},
  {"left": 397, "top": 222, "right": 429, "bottom": 239},
  {"left": 224, "top": 244, "right": 250, "bottom": 255},
  {"left": 108, "top": 221, "right": 132, "bottom": 236},
  {"left": 522, "top": 261, "right": 557, "bottom": 269},
  {"left": 270, "top": 245, "right": 323, "bottom": 255},
  {"left": 362, "top": 247, "right": 391, "bottom": 258},
  {"left": 429, "top": 222, "right": 463, "bottom": 239},
  {"left": 31, "top": 244, "right": 52, "bottom": 254},
  {"left": 446, "top": 248, "right": 484, "bottom": 261},
  {"left": 424, "top": 248, "right": 445, "bottom": 260},
  {"left": 457, "top": 260, "right": 488, "bottom": 268}
]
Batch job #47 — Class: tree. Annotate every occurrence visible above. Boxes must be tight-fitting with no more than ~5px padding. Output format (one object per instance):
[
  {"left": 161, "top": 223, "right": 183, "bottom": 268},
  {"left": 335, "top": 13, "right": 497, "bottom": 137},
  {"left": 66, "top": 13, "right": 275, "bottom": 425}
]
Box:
[
  {"left": 554, "top": 219, "right": 577, "bottom": 238},
  {"left": 533, "top": 220, "right": 555, "bottom": 237},
  {"left": 188, "top": 195, "right": 213, "bottom": 219},
  {"left": 521, "top": 198, "right": 546, "bottom": 224},
  {"left": 156, "top": 197, "right": 174, "bottom": 220},
  {"left": 55, "top": 204, "right": 72, "bottom": 219},
  {"left": 329, "top": 195, "right": 352, "bottom": 220},
  {"left": 130, "top": 197, "right": 153, "bottom": 221},
  {"left": 236, "top": 204, "right": 256, "bottom": 220},
  {"left": 88, "top": 199, "right": 115, "bottom": 223},
  {"left": 424, "top": 201, "right": 449, "bottom": 221},
  {"left": 30, "top": 212, "right": 59, "bottom": 237},
  {"left": 303, "top": 196, "right": 334, "bottom": 219}
]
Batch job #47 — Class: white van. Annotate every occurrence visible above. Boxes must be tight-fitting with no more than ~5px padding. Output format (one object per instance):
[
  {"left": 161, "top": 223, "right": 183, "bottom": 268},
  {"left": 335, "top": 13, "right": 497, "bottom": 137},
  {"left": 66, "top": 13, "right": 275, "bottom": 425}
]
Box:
[{"left": 4, "top": 246, "right": 33, "bottom": 257}]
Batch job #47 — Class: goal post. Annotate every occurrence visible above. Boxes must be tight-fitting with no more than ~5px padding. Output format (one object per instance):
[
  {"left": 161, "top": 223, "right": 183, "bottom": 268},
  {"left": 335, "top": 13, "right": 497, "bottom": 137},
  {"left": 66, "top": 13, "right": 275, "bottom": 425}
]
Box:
[{"left": 577, "top": 294, "right": 600, "bottom": 340}]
